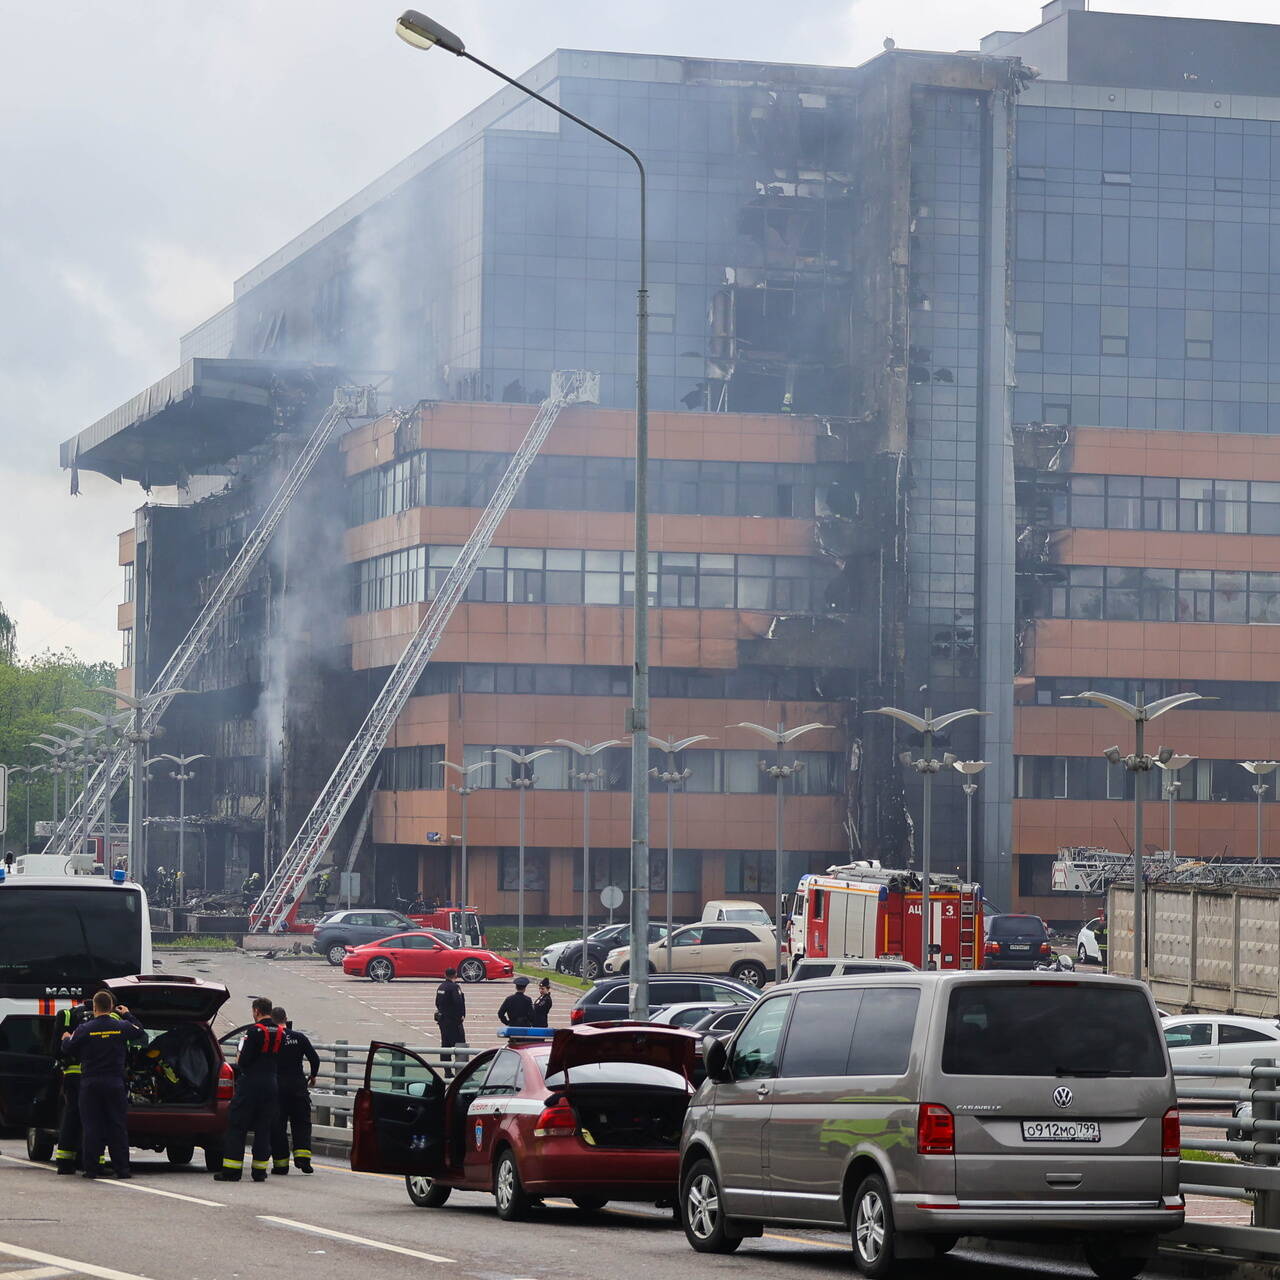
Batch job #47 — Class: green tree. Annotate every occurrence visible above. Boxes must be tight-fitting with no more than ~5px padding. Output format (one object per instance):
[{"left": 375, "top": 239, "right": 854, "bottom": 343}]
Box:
[
  {"left": 0, "top": 601, "right": 15, "bottom": 665},
  {"left": 0, "top": 649, "right": 118, "bottom": 852}
]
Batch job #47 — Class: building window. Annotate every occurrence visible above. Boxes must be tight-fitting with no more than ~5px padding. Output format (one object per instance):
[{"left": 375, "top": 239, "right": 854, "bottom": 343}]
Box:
[
  {"left": 1015, "top": 755, "right": 1278, "bottom": 804},
  {"left": 1054, "top": 474, "right": 1280, "bottom": 537},
  {"left": 121, "top": 628, "right": 133, "bottom": 669},
  {"left": 1043, "top": 565, "right": 1280, "bottom": 626},
  {"left": 724, "top": 851, "right": 830, "bottom": 894},
  {"left": 123, "top": 563, "right": 134, "bottom": 604},
  {"left": 378, "top": 745, "right": 444, "bottom": 791},
  {"left": 498, "top": 849, "right": 549, "bottom": 891}
]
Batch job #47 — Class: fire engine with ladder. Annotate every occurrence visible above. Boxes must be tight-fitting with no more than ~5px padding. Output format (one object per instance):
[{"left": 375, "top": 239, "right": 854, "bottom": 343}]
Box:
[{"left": 786, "top": 862, "right": 984, "bottom": 970}]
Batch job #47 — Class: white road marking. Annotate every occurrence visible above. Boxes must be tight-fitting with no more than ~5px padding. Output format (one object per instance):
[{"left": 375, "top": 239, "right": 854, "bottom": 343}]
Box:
[
  {"left": 258, "top": 1217, "right": 455, "bottom": 1263},
  {"left": 0, "top": 1241, "right": 154, "bottom": 1280},
  {"left": 0, "top": 1267, "right": 70, "bottom": 1279},
  {"left": 95, "top": 1180, "right": 225, "bottom": 1209}
]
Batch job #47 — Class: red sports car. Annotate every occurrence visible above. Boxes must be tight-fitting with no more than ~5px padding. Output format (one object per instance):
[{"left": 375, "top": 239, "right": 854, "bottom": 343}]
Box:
[
  {"left": 350, "top": 1025, "right": 700, "bottom": 1218},
  {"left": 341, "top": 931, "right": 512, "bottom": 983}
]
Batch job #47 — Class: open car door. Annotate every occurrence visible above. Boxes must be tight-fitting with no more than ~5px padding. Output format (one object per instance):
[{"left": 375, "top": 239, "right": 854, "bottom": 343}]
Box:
[{"left": 351, "top": 1042, "right": 447, "bottom": 1175}]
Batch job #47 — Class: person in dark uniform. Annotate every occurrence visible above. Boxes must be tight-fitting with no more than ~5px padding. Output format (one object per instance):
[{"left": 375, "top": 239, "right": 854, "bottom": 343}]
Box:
[
  {"left": 215, "top": 997, "right": 282, "bottom": 1182},
  {"left": 532, "top": 978, "right": 553, "bottom": 1028},
  {"left": 434, "top": 967, "right": 466, "bottom": 1064},
  {"left": 66, "top": 990, "right": 145, "bottom": 1179},
  {"left": 241, "top": 872, "right": 262, "bottom": 912},
  {"left": 53, "top": 995, "right": 94, "bottom": 1173},
  {"left": 313, "top": 872, "right": 331, "bottom": 915},
  {"left": 497, "top": 976, "right": 535, "bottom": 1027},
  {"left": 269, "top": 1006, "right": 319, "bottom": 1175}
]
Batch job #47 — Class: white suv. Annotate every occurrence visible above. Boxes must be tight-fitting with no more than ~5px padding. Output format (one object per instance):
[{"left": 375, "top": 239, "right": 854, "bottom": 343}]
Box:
[{"left": 604, "top": 922, "right": 777, "bottom": 988}]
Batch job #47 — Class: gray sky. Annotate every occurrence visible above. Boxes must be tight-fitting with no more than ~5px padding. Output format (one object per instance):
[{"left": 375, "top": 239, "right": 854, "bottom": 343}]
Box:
[{"left": 3, "top": 0, "right": 1275, "bottom": 662}]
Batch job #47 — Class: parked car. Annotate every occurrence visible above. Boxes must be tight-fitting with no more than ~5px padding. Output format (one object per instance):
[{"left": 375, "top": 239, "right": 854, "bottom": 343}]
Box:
[
  {"left": 540, "top": 926, "right": 620, "bottom": 971},
  {"left": 1162, "top": 1014, "right": 1280, "bottom": 1092},
  {"left": 687, "top": 1004, "right": 756, "bottom": 1040},
  {"left": 982, "top": 913, "right": 1053, "bottom": 970},
  {"left": 701, "top": 900, "right": 772, "bottom": 926},
  {"left": 350, "top": 1025, "right": 701, "bottom": 1217},
  {"left": 315, "top": 909, "right": 420, "bottom": 965},
  {"left": 341, "top": 932, "right": 513, "bottom": 983},
  {"left": 571, "top": 974, "right": 761, "bottom": 1025},
  {"left": 787, "top": 957, "right": 918, "bottom": 982},
  {"left": 679, "top": 970, "right": 1182, "bottom": 1279},
  {"left": 553, "top": 923, "right": 670, "bottom": 980},
  {"left": 27, "top": 974, "right": 234, "bottom": 1172},
  {"left": 1077, "top": 918, "right": 1107, "bottom": 966},
  {"left": 604, "top": 923, "right": 777, "bottom": 988},
  {"left": 650, "top": 998, "right": 760, "bottom": 1029}
]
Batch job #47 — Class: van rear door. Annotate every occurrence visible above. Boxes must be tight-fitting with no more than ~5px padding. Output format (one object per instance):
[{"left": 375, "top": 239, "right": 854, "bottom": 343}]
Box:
[{"left": 937, "top": 979, "right": 1174, "bottom": 1205}]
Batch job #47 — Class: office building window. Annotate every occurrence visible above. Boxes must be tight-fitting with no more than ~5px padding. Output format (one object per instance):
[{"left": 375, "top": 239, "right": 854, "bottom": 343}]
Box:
[
  {"left": 123, "top": 563, "right": 134, "bottom": 604},
  {"left": 121, "top": 628, "right": 133, "bottom": 669},
  {"left": 1045, "top": 565, "right": 1280, "bottom": 625}
]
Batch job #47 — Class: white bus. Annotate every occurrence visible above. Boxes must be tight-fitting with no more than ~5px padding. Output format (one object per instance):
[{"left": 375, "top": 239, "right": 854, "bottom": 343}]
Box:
[{"left": 0, "top": 859, "right": 152, "bottom": 1132}]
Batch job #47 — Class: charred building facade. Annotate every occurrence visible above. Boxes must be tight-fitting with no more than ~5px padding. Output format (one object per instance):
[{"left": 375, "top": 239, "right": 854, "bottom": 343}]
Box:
[{"left": 65, "top": 5, "right": 1280, "bottom": 918}]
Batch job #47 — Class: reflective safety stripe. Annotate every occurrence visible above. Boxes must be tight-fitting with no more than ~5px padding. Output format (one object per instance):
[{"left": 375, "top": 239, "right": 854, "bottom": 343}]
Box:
[
  {"left": 273, "top": 1161, "right": 290, "bottom": 1169},
  {"left": 292, "top": 1149, "right": 312, "bottom": 1158},
  {"left": 54, "top": 1148, "right": 76, "bottom": 1160},
  {"left": 251, "top": 1160, "right": 270, "bottom": 1170},
  {"left": 64, "top": 1065, "right": 82, "bottom": 1075},
  {"left": 222, "top": 1159, "right": 244, "bottom": 1169}
]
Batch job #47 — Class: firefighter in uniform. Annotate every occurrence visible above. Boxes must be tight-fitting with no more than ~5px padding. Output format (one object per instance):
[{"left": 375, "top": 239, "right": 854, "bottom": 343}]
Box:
[
  {"left": 215, "top": 997, "right": 282, "bottom": 1182},
  {"left": 66, "top": 990, "right": 145, "bottom": 1178},
  {"left": 241, "top": 872, "right": 262, "bottom": 912},
  {"left": 53, "top": 995, "right": 93, "bottom": 1172},
  {"left": 269, "top": 1006, "right": 319, "bottom": 1175}
]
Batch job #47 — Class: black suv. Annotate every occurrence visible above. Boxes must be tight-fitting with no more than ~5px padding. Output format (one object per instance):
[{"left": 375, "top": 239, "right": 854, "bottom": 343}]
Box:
[
  {"left": 556, "top": 922, "right": 669, "bottom": 979},
  {"left": 569, "top": 973, "right": 760, "bottom": 1025},
  {"left": 314, "top": 909, "right": 417, "bottom": 965},
  {"left": 983, "top": 913, "right": 1053, "bottom": 969}
]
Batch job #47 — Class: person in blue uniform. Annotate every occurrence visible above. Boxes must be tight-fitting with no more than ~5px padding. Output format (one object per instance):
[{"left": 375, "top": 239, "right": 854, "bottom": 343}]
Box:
[
  {"left": 269, "top": 1006, "right": 319, "bottom": 1175},
  {"left": 497, "top": 976, "right": 535, "bottom": 1027},
  {"left": 215, "top": 997, "right": 282, "bottom": 1182},
  {"left": 53, "top": 995, "right": 94, "bottom": 1173},
  {"left": 66, "top": 990, "right": 145, "bottom": 1179}
]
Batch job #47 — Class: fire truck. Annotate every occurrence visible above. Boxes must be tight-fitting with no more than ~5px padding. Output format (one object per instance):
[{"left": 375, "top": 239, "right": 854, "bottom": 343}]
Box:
[
  {"left": 786, "top": 862, "right": 983, "bottom": 970},
  {"left": 407, "top": 904, "right": 485, "bottom": 947}
]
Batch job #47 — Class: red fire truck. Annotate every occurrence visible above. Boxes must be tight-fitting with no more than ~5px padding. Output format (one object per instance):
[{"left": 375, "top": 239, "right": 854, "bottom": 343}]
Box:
[
  {"left": 407, "top": 904, "right": 485, "bottom": 947},
  {"left": 786, "top": 863, "right": 982, "bottom": 970}
]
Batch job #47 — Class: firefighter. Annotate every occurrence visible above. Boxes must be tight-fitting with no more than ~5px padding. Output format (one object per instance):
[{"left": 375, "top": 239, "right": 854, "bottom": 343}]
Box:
[
  {"left": 241, "top": 871, "right": 262, "bottom": 912},
  {"left": 497, "top": 976, "right": 535, "bottom": 1027},
  {"left": 215, "top": 997, "right": 282, "bottom": 1182},
  {"left": 269, "top": 1006, "right": 319, "bottom": 1175},
  {"left": 66, "top": 990, "right": 145, "bottom": 1179},
  {"left": 53, "top": 995, "right": 93, "bottom": 1173},
  {"left": 313, "top": 871, "right": 331, "bottom": 915}
]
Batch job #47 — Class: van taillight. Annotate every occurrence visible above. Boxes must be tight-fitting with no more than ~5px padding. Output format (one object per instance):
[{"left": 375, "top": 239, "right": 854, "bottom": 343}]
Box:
[
  {"left": 217, "top": 1062, "right": 234, "bottom": 1101},
  {"left": 570, "top": 1007, "right": 584, "bottom": 1024},
  {"left": 1162, "top": 1107, "right": 1181, "bottom": 1158},
  {"left": 534, "top": 1097, "right": 578, "bottom": 1139},
  {"left": 917, "top": 1103, "right": 955, "bottom": 1155}
]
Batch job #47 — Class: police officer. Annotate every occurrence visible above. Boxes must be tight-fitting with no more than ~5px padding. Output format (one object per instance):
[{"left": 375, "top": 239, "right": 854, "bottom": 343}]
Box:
[
  {"left": 435, "top": 967, "right": 466, "bottom": 1049},
  {"left": 66, "top": 990, "right": 145, "bottom": 1179},
  {"left": 269, "top": 1006, "right": 319, "bottom": 1175},
  {"left": 215, "top": 997, "right": 282, "bottom": 1182},
  {"left": 532, "top": 977, "right": 553, "bottom": 1028},
  {"left": 497, "top": 976, "right": 535, "bottom": 1027},
  {"left": 53, "top": 995, "right": 93, "bottom": 1173}
]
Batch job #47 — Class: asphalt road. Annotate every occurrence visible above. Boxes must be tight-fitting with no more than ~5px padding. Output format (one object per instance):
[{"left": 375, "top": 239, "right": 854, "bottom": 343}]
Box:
[{"left": 0, "top": 1148, "right": 1124, "bottom": 1280}]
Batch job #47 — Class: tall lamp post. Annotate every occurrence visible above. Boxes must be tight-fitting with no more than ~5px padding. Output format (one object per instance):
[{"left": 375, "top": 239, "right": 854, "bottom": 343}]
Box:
[
  {"left": 7, "top": 765, "right": 44, "bottom": 852},
  {"left": 552, "top": 739, "right": 623, "bottom": 978},
  {"left": 868, "top": 698, "right": 988, "bottom": 971},
  {"left": 950, "top": 760, "right": 990, "bottom": 886},
  {"left": 728, "top": 722, "right": 832, "bottom": 982},
  {"left": 440, "top": 759, "right": 492, "bottom": 910},
  {"left": 147, "top": 754, "right": 206, "bottom": 905},
  {"left": 1156, "top": 754, "right": 1195, "bottom": 857},
  {"left": 491, "top": 748, "right": 553, "bottom": 963},
  {"left": 394, "top": 9, "right": 652, "bottom": 1021},
  {"left": 29, "top": 742, "right": 67, "bottom": 829},
  {"left": 648, "top": 734, "right": 713, "bottom": 970},
  {"left": 1240, "top": 761, "right": 1280, "bottom": 863},
  {"left": 1064, "top": 689, "right": 1205, "bottom": 978}
]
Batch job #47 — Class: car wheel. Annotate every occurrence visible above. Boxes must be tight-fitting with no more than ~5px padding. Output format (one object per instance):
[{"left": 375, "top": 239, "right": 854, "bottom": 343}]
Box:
[
  {"left": 406, "top": 1174, "right": 452, "bottom": 1207},
  {"left": 1083, "top": 1240, "right": 1151, "bottom": 1280},
  {"left": 26, "top": 1127, "right": 53, "bottom": 1163},
  {"left": 166, "top": 1143, "right": 195, "bottom": 1167},
  {"left": 681, "top": 1157, "right": 742, "bottom": 1254},
  {"left": 731, "top": 961, "right": 768, "bottom": 989},
  {"left": 459, "top": 958, "right": 486, "bottom": 983},
  {"left": 494, "top": 1149, "right": 531, "bottom": 1221},
  {"left": 1078, "top": 943, "right": 1089, "bottom": 964},
  {"left": 571, "top": 1195, "right": 609, "bottom": 1213},
  {"left": 851, "top": 1172, "right": 899, "bottom": 1278},
  {"left": 203, "top": 1145, "right": 223, "bottom": 1172},
  {"left": 583, "top": 956, "right": 602, "bottom": 980},
  {"left": 367, "top": 957, "right": 395, "bottom": 982},
  {"left": 326, "top": 943, "right": 348, "bottom": 966}
]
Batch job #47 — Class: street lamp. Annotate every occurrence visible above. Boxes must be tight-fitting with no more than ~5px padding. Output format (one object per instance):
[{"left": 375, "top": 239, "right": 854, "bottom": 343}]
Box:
[
  {"left": 491, "top": 748, "right": 554, "bottom": 963},
  {"left": 36, "top": 734, "right": 81, "bottom": 829},
  {"left": 395, "top": 9, "right": 653, "bottom": 1021},
  {"left": 439, "top": 759, "right": 492, "bottom": 913},
  {"left": 950, "top": 760, "right": 990, "bottom": 887},
  {"left": 1156, "top": 754, "right": 1195, "bottom": 858},
  {"left": 147, "top": 754, "right": 206, "bottom": 905},
  {"left": 1064, "top": 688, "right": 1206, "bottom": 978},
  {"left": 728, "top": 722, "right": 833, "bottom": 981},
  {"left": 7, "top": 765, "right": 45, "bottom": 851},
  {"left": 29, "top": 742, "right": 67, "bottom": 828},
  {"left": 648, "top": 734, "right": 713, "bottom": 970},
  {"left": 1240, "top": 761, "right": 1280, "bottom": 863},
  {"left": 868, "top": 698, "right": 988, "bottom": 971},
  {"left": 552, "top": 739, "right": 623, "bottom": 978}
]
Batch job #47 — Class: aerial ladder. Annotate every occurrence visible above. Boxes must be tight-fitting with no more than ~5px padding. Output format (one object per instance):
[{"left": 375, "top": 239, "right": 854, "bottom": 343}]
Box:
[
  {"left": 249, "top": 370, "right": 600, "bottom": 932},
  {"left": 45, "top": 384, "right": 379, "bottom": 857}
]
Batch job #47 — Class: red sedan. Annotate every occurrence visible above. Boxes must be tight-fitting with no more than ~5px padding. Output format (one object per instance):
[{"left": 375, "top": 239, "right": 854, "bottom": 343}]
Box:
[
  {"left": 341, "top": 931, "right": 512, "bottom": 983},
  {"left": 350, "top": 1025, "right": 700, "bottom": 1218}
]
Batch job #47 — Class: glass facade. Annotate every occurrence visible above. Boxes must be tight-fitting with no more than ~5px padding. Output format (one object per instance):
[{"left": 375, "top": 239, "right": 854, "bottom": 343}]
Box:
[
  {"left": 1048, "top": 473, "right": 1280, "bottom": 534},
  {"left": 1016, "top": 754, "right": 1278, "bottom": 804},
  {"left": 1044, "top": 564, "right": 1280, "bottom": 623}
]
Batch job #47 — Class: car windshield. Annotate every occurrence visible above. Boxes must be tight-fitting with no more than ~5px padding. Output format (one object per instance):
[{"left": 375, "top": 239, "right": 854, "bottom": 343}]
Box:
[
  {"left": 989, "top": 915, "right": 1046, "bottom": 938},
  {"left": 543, "top": 1062, "right": 691, "bottom": 1090},
  {"left": 942, "top": 983, "right": 1165, "bottom": 1077}
]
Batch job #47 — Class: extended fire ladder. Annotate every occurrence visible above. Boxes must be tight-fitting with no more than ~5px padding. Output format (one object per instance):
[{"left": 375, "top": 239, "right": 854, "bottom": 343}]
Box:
[
  {"left": 45, "top": 385, "right": 378, "bottom": 857},
  {"left": 249, "top": 370, "right": 600, "bottom": 932},
  {"left": 1050, "top": 846, "right": 1280, "bottom": 892}
]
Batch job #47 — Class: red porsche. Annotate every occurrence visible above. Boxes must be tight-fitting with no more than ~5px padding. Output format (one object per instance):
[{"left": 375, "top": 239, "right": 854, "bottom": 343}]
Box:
[
  {"left": 350, "top": 1025, "right": 700, "bottom": 1218},
  {"left": 341, "top": 931, "right": 512, "bottom": 983}
]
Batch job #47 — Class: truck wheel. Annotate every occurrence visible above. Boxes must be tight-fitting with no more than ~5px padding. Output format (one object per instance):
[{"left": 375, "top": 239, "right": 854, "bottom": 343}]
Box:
[
  {"left": 326, "top": 943, "right": 347, "bottom": 966},
  {"left": 731, "top": 961, "right": 768, "bottom": 989},
  {"left": 367, "top": 957, "right": 395, "bottom": 982},
  {"left": 851, "top": 1172, "right": 899, "bottom": 1278},
  {"left": 458, "top": 958, "right": 486, "bottom": 983},
  {"left": 26, "top": 1128, "right": 54, "bottom": 1163},
  {"left": 166, "top": 1143, "right": 195, "bottom": 1167},
  {"left": 494, "top": 1149, "right": 531, "bottom": 1221},
  {"left": 681, "top": 1158, "right": 741, "bottom": 1253},
  {"left": 406, "top": 1174, "right": 452, "bottom": 1207}
]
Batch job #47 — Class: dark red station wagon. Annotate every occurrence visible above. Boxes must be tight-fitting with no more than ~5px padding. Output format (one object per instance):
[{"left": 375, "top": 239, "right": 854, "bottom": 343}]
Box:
[{"left": 351, "top": 1025, "right": 700, "bottom": 1218}]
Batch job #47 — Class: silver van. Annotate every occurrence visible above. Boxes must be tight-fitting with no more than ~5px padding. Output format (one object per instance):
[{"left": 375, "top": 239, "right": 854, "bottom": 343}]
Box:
[{"left": 679, "top": 970, "right": 1182, "bottom": 1279}]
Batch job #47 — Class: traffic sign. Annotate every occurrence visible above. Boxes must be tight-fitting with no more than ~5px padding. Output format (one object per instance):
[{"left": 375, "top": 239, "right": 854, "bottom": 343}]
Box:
[{"left": 600, "top": 885, "right": 623, "bottom": 910}]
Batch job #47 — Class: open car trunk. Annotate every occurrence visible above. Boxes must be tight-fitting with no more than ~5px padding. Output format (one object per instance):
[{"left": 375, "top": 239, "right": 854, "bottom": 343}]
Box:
[
  {"left": 126, "top": 1022, "right": 217, "bottom": 1107},
  {"left": 558, "top": 1082, "right": 690, "bottom": 1150}
]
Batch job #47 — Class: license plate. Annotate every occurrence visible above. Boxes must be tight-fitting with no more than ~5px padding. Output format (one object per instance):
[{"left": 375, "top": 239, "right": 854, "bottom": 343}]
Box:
[
  {"left": 1022, "top": 1120, "right": 1101, "bottom": 1142},
  {"left": 1008, "top": 943, "right": 1031, "bottom": 952}
]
